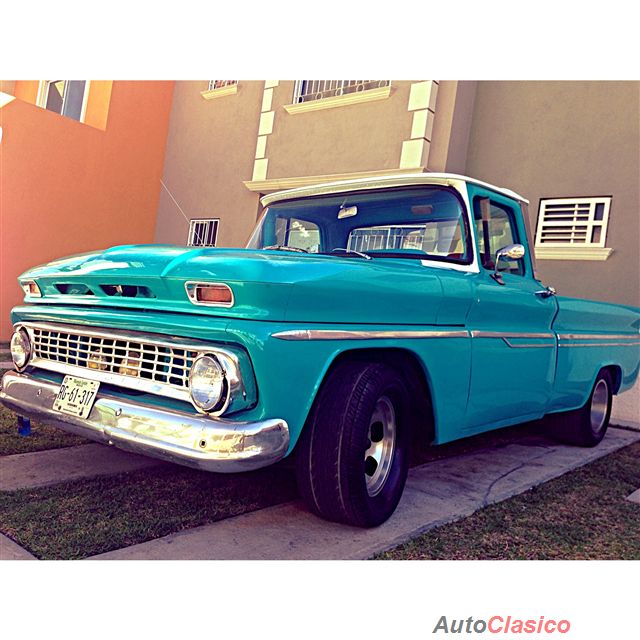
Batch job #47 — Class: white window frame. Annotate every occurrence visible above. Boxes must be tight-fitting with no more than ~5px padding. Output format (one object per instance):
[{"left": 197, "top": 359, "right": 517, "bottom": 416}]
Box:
[
  {"left": 535, "top": 196, "right": 613, "bottom": 261},
  {"left": 37, "top": 80, "right": 91, "bottom": 122},
  {"left": 188, "top": 218, "right": 220, "bottom": 247}
]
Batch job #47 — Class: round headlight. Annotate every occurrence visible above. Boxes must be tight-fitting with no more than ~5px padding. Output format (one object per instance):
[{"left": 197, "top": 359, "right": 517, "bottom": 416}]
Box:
[
  {"left": 10, "top": 328, "right": 31, "bottom": 370},
  {"left": 189, "top": 354, "right": 227, "bottom": 412}
]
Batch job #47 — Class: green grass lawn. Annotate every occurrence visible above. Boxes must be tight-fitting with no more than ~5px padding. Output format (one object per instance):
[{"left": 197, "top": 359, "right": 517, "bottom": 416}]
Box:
[
  {"left": 377, "top": 441, "right": 640, "bottom": 560},
  {"left": 1, "top": 385, "right": 636, "bottom": 562},
  {"left": 0, "top": 463, "right": 299, "bottom": 560},
  {"left": 0, "top": 405, "right": 89, "bottom": 456}
]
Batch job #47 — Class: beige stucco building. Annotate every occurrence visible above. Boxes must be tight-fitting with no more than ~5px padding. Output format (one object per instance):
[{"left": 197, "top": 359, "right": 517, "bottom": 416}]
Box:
[
  {"left": 155, "top": 81, "right": 639, "bottom": 305},
  {"left": 154, "top": 80, "right": 639, "bottom": 424}
]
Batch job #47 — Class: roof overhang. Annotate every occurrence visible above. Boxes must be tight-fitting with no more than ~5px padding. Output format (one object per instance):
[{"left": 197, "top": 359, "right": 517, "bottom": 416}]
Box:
[{"left": 259, "top": 171, "right": 529, "bottom": 207}]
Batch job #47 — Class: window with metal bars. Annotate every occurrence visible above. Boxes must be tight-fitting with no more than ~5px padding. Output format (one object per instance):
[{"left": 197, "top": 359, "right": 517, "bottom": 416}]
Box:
[
  {"left": 535, "top": 197, "right": 612, "bottom": 248},
  {"left": 208, "top": 80, "right": 238, "bottom": 90},
  {"left": 293, "top": 80, "right": 390, "bottom": 104},
  {"left": 188, "top": 219, "right": 219, "bottom": 247}
]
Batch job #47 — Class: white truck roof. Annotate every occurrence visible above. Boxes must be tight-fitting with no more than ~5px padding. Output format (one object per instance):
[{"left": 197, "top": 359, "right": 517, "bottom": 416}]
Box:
[{"left": 261, "top": 172, "right": 529, "bottom": 207}]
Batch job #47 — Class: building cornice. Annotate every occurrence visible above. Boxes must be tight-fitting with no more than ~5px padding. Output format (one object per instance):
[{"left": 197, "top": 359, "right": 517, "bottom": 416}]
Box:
[{"left": 200, "top": 84, "right": 239, "bottom": 100}]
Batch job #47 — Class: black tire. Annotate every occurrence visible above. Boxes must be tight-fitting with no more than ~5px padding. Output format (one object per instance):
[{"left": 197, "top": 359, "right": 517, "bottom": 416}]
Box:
[
  {"left": 546, "top": 369, "right": 613, "bottom": 447},
  {"left": 295, "top": 360, "right": 411, "bottom": 527}
]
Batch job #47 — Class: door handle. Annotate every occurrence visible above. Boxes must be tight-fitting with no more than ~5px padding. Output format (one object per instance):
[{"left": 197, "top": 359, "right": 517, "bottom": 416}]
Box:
[{"left": 534, "top": 286, "right": 556, "bottom": 299}]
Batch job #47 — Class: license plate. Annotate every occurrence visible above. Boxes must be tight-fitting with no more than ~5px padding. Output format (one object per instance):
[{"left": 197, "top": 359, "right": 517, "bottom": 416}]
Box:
[{"left": 53, "top": 376, "right": 101, "bottom": 419}]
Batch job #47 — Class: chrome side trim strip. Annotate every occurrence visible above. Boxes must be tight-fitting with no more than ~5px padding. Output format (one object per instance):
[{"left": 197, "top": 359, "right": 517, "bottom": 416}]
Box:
[
  {"left": 559, "top": 342, "right": 640, "bottom": 348},
  {"left": 502, "top": 339, "right": 555, "bottom": 349},
  {"left": 471, "top": 331, "right": 555, "bottom": 340},
  {"left": 272, "top": 329, "right": 470, "bottom": 341},
  {"left": 273, "top": 328, "right": 640, "bottom": 347},
  {"left": 557, "top": 333, "right": 640, "bottom": 341}
]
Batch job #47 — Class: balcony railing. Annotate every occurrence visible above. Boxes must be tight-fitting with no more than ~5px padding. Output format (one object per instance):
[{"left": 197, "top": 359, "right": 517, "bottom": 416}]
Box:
[{"left": 292, "top": 80, "right": 390, "bottom": 104}]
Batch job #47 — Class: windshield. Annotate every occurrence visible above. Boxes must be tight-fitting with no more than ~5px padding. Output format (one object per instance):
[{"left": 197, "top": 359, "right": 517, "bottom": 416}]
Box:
[{"left": 246, "top": 187, "right": 472, "bottom": 263}]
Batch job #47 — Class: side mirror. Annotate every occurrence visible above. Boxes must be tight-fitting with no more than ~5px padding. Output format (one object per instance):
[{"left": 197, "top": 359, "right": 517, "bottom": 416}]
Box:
[{"left": 492, "top": 243, "right": 526, "bottom": 285}]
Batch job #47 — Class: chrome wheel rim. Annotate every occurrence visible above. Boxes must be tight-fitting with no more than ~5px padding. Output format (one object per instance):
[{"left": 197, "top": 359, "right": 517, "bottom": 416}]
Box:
[
  {"left": 590, "top": 379, "right": 609, "bottom": 434},
  {"left": 364, "top": 396, "right": 396, "bottom": 497}
]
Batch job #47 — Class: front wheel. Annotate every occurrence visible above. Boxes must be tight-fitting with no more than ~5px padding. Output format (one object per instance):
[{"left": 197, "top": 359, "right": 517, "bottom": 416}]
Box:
[
  {"left": 546, "top": 369, "right": 613, "bottom": 447},
  {"left": 295, "top": 361, "right": 411, "bottom": 527}
]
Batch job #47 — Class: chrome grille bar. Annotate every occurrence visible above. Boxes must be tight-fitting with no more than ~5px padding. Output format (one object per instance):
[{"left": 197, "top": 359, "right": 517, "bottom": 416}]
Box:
[{"left": 21, "top": 322, "right": 219, "bottom": 403}]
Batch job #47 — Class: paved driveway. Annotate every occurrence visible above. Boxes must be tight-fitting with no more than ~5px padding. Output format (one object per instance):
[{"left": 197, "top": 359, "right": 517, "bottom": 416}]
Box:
[
  {"left": 91, "top": 427, "right": 639, "bottom": 560},
  {"left": 2, "top": 421, "right": 638, "bottom": 560}
]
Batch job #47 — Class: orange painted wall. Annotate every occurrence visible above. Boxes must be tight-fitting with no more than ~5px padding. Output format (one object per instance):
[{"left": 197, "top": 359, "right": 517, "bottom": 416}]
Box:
[
  {"left": 12, "top": 80, "right": 39, "bottom": 104},
  {"left": 0, "top": 81, "right": 175, "bottom": 340}
]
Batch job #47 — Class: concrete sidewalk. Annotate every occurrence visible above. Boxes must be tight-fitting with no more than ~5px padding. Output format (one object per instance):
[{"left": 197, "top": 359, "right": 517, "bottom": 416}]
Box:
[
  {"left": 0, "top": 534, "right": 37, "bottom": 560},
  {"left": 611, "top": 377, "right": 640, "bottom": 429},
  {"left": 1, "top": 443, "right": 163, "bottom": 492},
  {"left": 0, "top": 533, "right": 38, "bottom": 560},
  {"left": 91, "top": 426, "right": 639, "bottom": 560}
]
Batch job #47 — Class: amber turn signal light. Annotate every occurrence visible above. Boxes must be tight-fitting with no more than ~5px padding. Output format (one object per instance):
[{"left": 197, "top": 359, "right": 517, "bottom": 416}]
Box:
[
  {"left": 20, "top": 281, "right": 42, "bottom": 297},
  {"left": 185, "top": 282, "right": 234, "bottom": 307},
  {"left": 198, "top": 285, "right": 232, "bottom": 304}
]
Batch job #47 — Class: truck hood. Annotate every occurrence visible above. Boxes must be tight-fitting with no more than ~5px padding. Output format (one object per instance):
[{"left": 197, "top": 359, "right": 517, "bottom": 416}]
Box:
[{"left": 20, "top": 244, "right": 445, "bottom": 325}]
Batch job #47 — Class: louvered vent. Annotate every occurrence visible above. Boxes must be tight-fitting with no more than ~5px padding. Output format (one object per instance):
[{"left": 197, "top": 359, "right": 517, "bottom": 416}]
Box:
[{"left": 535, "top": 197, "right": 611, "bottom": 248}]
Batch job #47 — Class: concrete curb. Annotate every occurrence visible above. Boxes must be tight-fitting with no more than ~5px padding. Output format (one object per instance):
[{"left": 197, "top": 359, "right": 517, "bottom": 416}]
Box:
[
  {"left": 0, "top": 534, "right": 37, "bottom": 561},
  {"left": 612, "top": 421, "right": 640, "bottom": 432},
  {"left": 1, "top": 443, "right": 164, "bottom": 492},
  {"left": 90, "top": 427, "right": 640, "bottom": 560}
]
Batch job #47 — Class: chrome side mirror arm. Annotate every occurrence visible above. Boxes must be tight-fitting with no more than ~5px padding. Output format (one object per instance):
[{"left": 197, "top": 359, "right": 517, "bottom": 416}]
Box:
[{"left": 491, "top": 243, "right": 526, "bottom": 285}]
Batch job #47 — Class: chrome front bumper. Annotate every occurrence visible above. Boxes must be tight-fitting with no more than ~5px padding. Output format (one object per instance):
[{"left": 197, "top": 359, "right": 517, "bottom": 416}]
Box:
[{"left": 0, "top": 370, "right": 289, "bottom": 472}]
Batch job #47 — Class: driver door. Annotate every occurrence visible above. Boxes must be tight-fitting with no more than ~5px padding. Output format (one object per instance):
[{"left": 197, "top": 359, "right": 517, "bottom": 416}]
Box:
[{"left": 464, "top": 185, "right": 558, "bottom": 432}]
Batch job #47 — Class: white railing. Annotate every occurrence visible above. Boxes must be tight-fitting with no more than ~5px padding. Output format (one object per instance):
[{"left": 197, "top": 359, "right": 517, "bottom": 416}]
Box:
[{"left": 292, "top": 80, "right": 390, "bottom": 104}]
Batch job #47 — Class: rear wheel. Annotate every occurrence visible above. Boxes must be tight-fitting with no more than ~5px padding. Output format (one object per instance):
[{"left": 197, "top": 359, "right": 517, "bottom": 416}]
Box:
[
  {"left": 295, "top": 360, "right": 411, "bottom": 527},
  {"left": 546, "top": 369, "right": 613, "bottom": 447}
]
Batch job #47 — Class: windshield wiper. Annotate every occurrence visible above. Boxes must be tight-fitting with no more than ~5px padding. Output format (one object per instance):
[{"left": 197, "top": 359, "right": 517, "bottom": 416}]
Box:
[
  {"left": 263, "top": 245, "right": 309, "bottom": 253},
  {"left": 358, "top": 251, "right": 426, "bottom": 260},
  {"left": 327, "top": 248, "right": 372, "bottom": 260}
]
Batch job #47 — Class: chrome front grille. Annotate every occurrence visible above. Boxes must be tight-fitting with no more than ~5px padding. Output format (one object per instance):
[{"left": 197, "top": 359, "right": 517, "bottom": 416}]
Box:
[{"left": 24, "top": 323, "right": 209, "bottom": 402}]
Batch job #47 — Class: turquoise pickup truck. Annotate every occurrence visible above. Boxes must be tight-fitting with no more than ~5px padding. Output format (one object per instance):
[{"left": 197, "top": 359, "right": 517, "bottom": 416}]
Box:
[{"left": 2, "top": 173, "right": 639, "bottom": 527}]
